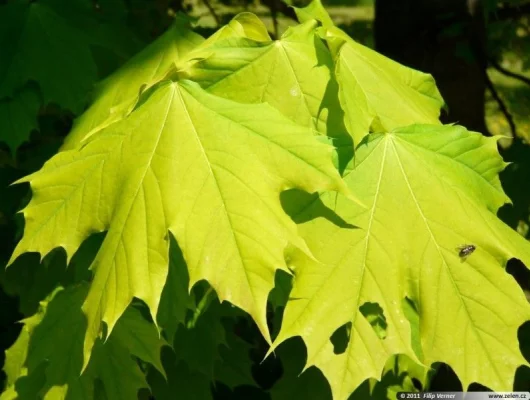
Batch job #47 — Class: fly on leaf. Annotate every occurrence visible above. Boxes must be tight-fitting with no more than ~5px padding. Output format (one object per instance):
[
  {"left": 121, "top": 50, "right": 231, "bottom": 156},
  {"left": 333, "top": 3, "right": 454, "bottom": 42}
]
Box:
[{"left": 457, "top": 244, "right": 475, "bottom": 261}]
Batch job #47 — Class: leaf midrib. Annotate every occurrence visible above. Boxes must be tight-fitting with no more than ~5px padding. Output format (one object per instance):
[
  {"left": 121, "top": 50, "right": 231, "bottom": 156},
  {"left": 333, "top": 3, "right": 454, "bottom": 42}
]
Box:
[
  {"left": 175, "top": 84, "right": 259, "bottom": 312},
  {"left": 390, "top": 137, "right": 504, "bottom": 384}
]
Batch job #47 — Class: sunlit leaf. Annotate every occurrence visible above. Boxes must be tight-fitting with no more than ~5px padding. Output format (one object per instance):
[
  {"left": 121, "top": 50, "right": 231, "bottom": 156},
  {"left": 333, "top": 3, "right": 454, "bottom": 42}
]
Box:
[
  {"left": 61, "top": 16, "right": 204, "bottom": 150},
  {"left": 186, "top": 20, "right": 347, "bottom": 139},
  {"left": 10, "top": 79, "right": 350, "bottom": 369},
  {"left": 274, "top": 124, "right": 530, "bottom": 398},
  {"left": 324, "top": 28, "right": 444, "bottom": 145}
]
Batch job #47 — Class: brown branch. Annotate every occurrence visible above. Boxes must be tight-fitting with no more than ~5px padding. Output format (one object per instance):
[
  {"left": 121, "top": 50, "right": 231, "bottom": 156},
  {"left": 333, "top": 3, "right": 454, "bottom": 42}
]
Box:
[
  {"left": 271, "top": 0, "right": 279, "bottom": 39},
  {"left": 263, "top": 0, "right": 297, "bottom": 21},
  {"left": 261, "top": 0, "right": 298, "bottom": 39},
  {"left": 489, "top": 58, "right": 530, "bottom": 87},
  {"left": 202, "top": 0, "right": 221, "bottom": 26},
  {"left": 484, "top": 70, "right": 518, "bottom": 137}
]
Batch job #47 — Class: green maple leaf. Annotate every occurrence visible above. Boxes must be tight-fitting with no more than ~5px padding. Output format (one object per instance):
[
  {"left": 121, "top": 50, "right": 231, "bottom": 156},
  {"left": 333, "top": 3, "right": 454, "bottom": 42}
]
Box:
[
  {"left": 173, "top": 299, "right": 225, "bottom": 378},
  {"left": 0, "top": 0, "right": 97, "bottom": 113},
  {"left": 5, "top": 251, "right": 66, "bottom": 318},
  {"left": 147, "top": 349, "right": 213, "bottom": 400},
  {"left": 2, "top": 284, "right": 166, "bottom": 400},
  {"left": 1, "top": 233, "right": 101, "bottom": 318},
  {"left": 10, "top": 79, "right": 350, "bottom": 368},
  {"left": 325, "top": 27, "right": 444, "bottom": 146},
  {"left": 273, "top": 125, "right": 530, "bottom": 399},
  {"left": 269, "top": 338, "right": 332, "bottom": 400},
  {"left": 185, "top": 18, "right": 347, "bottom": 139},
  {"left": 293, "top": 0, "right": 444, "bottom": 145},
  {"left": 61, "top": 16, "right": 204, "bottom": 150},
  {"left": 351, "top": 354, "right": 431, "bottom": 400},
  {"left": 1, "top": 290, "right": 47, "bottom": 400},
  {"left": 214, "top": 316, "right": 256, "bottom": 389},
  {"left": 81, "top": 307, "right": 167, "bottom": 400},
  {"left": 204, "top": 12, "right": 271, "bottom": 43},
  {"left": 293, "top": 0, "right": 334, "bottom": 28},
  {"left": 174, "top": 296, "right": 257, "bottom": 386},
  {"left": 0, "top": 85, "right": 41, "bottom": 154}
]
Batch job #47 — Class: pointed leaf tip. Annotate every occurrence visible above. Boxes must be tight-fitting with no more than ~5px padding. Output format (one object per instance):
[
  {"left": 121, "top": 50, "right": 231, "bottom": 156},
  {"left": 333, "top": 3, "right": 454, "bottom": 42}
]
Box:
[{"left": 13, "top": 78, "right": 348, "bottom": 370}]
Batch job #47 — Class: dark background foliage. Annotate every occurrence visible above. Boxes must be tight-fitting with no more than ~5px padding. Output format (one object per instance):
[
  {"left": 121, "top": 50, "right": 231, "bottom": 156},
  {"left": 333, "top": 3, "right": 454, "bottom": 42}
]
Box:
[{"left": 0, "top": 0, "right": 529, "bottom": 397}]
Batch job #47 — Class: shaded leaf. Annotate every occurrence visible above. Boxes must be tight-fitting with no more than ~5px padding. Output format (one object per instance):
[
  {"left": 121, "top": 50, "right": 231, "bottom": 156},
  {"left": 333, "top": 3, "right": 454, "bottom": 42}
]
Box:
[
  {"left": 214, "top": 317, "right": 256, "bottom": 389},
  {"left": 147, "top": 347, "right": 213, "bottom": 400},
  {"left": 269, "top": 338, "right": 332, "bottom": 400},
  {"left": 174, "top": 299, "right": 225, "bottom": 378},
  {"left": 0, "top": 0, "right": 97, "bottom": 113},
  {"left": 1, "top": 294, "right": 46, "bottom": 399},
  {"left": 2, "top": 284, "right": 166, "bottom": 399},
  {"left": 156, "top": 235, "right": 194, "bottom": 344},
  {"left": 0, "top": 85, "right": 41, "bottom": 154},
  {"left": 349, "top": 355, "right": 427, "bottom": 400}
]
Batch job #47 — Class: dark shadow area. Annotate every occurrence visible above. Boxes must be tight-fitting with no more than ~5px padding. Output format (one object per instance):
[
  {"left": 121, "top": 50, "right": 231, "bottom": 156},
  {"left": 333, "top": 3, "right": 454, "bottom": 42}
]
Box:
[
  {"left": 360, "top": 301, "right": 388, "bottom": 339},
  {"left": 330, "top": 321, "right": 351, "bottom": 354},
  {"left": 338, "top": 19, "right": 374, "bottom": 48},
  {"left": 330, "top": 135, "right": 355, "bottom": 176},
  {"left": 213, "top": 382, "right": 271, "bottom": 400},
  {"left": 280, "top": 188, "right": 357, "bottom": 227},
  {"left": 2, "top": 231, "right": 103, "bottom": 317},
  {"left": 267, "top": 269, "right": 293, "bottom": 339},
  {"left": 516, "top": 321, "right": 530, "bottom": 391},
  {"left": 156, "top": 233, "right": 193, "bottom": 340},
  {"left": 268, "top": 337, "right": 333, "bottom": 400},
  {"left": 349, "top": 355, "right": 425, "bottom": 399},
  {"left": 147, "top": 346, "right": 215, "bottom": 400},
  {"left": 252, "top": 349, "right": 284, "bottom": 390},
  {"left": 506, "top": 258, "right": 530, "bottom": 300},
  {"left": 0, "top": 289, "right": 21, "bottom": 391},
  {"left": 314, "top": 32, "right": 356, "bottom": 172},
  {"left": 0, "top": 96, "right": 76, "bottom": 390},
  {"left": 499, "top": 139, "right": 530, "bottom": 240},
  {"left": 515, "top": 365, "right": 530, "bottom": 391},
  {"left": 428, "top": 363, "right": 463, "bottom": 391},
  {"left": 468, "top": 382, "right": 494, "bottom": 391}
]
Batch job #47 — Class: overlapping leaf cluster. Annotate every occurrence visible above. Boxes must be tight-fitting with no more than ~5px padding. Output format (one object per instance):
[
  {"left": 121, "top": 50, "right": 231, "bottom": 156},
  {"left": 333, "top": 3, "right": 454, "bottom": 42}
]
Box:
[
  {"left": 0, "top": 0, "right": 143, "bottom": 153},
  {"left": 2, "top": 1, "right": 530, "bottom": 399}
]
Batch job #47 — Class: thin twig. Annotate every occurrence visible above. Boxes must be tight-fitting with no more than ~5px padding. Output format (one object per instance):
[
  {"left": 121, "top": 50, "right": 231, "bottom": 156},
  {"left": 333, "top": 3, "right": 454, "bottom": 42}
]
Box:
[
  {"left": 489, "top": 58, "right": 530, "bottom": 87},
  {"left": 271, "top": 0, "right": 279, "bottom": 39},
  {"left": 202, "top": 0, "right": 221, "bottom": 26},
  {"left": 187, "top": 287, "right": 214, "bottom": 329},
  {"left": 484, "top": 69, "right": 518, "bottom": 137},
  {"left": 468, "top": 25, "right": 519, "bottom": 138}
]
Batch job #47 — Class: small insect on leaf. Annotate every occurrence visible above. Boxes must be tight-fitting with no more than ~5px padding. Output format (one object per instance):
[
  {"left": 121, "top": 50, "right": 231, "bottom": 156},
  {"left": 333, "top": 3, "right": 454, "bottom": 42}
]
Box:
[{"left": 457, "top": 244, "right": 476, "bottom": 259}]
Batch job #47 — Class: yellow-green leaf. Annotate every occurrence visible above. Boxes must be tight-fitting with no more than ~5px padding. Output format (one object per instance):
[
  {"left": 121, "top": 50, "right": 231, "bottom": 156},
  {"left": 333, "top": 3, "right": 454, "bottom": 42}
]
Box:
[
  {"left": 324, "top": 27, "right": 444, "bottom": 146},
  {"left": 274, "top": 124, "right": 530, "bottom": 399},
  {"left": 61, "top": 16, "right": 204, "bottom": 150},
  {"left": 10, "top": 80, "right": 350, "bottom": 369},
  {"left": 187, "top": 20, "right": 347, "bottom": 139}
]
